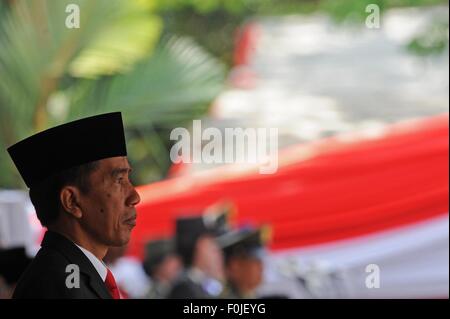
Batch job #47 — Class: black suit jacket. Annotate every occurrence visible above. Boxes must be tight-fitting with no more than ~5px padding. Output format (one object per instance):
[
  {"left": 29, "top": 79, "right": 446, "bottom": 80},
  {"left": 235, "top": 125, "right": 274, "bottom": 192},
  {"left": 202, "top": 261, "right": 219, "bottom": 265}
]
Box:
[
  {"left": 167, "top": 271, "right": 214, "bottom": 299},
  {"left": 13, "top": 231, "right": 112, "bottom": 299}
]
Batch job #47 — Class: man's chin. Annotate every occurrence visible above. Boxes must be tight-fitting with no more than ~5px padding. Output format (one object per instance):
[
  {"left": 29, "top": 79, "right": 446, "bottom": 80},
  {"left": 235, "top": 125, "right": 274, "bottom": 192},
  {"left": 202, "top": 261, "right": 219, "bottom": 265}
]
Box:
[{"left": 110, "top": 234, "right": 131, "bottom": 247}]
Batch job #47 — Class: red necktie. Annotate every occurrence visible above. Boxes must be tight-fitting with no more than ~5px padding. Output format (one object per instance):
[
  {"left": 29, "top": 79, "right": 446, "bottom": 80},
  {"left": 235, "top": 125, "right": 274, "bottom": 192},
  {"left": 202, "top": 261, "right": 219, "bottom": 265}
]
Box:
[{"left": 105, "top": 269, "right": 121, "bottom": 299}]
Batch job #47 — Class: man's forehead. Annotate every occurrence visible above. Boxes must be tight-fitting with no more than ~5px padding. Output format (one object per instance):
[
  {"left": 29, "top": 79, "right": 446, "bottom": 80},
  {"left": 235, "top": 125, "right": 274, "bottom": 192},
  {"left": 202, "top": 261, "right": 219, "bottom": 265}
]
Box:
[{"left": 98, "top": 156, "right": 131, "bottom": 171}]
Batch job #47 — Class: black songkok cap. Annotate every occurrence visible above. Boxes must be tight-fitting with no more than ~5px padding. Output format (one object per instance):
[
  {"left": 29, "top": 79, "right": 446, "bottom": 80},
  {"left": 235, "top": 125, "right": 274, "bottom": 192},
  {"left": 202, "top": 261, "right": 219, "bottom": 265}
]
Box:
[{"left": 7, "top": 112, "right": 126, "bottom": 188}]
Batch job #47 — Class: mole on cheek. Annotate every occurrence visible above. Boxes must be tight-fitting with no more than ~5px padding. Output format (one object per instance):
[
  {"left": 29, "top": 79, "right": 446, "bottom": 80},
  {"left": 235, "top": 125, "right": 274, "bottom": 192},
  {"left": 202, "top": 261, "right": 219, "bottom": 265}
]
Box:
[
  {"left": 100, "top": 208, "right": 104, "bottom": 213},
  {"left": 107, "top": 193, "right": 111, "bottom": 198}
]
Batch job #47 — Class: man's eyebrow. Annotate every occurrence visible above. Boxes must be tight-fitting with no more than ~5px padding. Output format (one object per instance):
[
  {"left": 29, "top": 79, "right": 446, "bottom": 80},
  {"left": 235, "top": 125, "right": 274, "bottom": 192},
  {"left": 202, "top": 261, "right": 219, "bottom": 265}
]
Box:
[{"left": 110, "top": 167, "right": 132, "bottom": 177}]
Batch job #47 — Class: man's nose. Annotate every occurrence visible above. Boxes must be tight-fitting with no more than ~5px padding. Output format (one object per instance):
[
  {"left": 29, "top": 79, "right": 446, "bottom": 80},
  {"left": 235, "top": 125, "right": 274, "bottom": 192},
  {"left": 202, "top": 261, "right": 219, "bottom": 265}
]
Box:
[{"left": 126, "top": 185, "right": 141, "bottom": 207}]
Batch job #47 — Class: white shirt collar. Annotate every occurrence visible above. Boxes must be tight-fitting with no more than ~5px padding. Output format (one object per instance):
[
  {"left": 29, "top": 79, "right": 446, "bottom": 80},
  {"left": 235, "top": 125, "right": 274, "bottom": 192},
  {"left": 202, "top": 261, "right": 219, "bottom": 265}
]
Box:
[{"left": 74, "top": 243, "right": 108, "bottom": 281}]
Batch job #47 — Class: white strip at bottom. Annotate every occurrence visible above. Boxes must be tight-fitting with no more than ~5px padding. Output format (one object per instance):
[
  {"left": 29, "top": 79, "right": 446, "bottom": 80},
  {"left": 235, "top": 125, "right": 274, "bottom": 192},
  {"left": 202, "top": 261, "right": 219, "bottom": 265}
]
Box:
[{"left": 258, "top": 214, "right": 449, "bottom": 298}]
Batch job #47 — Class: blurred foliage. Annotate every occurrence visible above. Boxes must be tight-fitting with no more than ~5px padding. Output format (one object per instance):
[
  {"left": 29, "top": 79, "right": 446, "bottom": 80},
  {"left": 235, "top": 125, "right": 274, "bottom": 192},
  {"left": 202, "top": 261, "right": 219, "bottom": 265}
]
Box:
[
  {"left": 0, "top": 0, "right": 225, "bottom": 188},
  {"left": 152, "top": 0, "right": 448, "bottom": 66},
  {"left": 317, "top": 0, "right": 447, "bottom": 22},
  {"left": 152, "top": 0, "right": 448, "bottom": 17},
  {"left": 407, "top": 18, "right": 449, "bottom": 56},
  {"left": 0, "top": 0, "right": 448, "bottom": 188},
  {"left": 151, "top": 0, "right": 258, "bottom": 66},
  {"left": 68, "top": 3, "right": 162, "bottom": 78}
]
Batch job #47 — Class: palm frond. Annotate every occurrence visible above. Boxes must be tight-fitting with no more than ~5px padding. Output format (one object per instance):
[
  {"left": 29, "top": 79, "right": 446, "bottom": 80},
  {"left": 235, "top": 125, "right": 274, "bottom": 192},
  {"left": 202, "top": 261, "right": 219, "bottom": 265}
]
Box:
[{"left": 65, "top": 36, "right": 226, "bottom": 127}]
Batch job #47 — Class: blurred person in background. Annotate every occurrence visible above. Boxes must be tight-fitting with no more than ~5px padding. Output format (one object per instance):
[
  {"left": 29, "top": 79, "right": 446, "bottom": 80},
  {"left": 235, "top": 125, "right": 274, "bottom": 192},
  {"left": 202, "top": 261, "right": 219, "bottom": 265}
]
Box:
[
  {"left": 104, "top": 244, "right": 150, "bottom": 299},
  {"left": 142, "top": 238, "right": 182, "bottom": 299},
  {"left": 220, "top": 227, "right": 269, "bottom": 299},
  {"left": 7, "top": 113, "right": 141, "bottom": 299},
  {"left": 167, "top": 211, "right": 229, "bottom": 299},
  {"left": 0, "top": 247, "right": 32, "bottom": 299}
]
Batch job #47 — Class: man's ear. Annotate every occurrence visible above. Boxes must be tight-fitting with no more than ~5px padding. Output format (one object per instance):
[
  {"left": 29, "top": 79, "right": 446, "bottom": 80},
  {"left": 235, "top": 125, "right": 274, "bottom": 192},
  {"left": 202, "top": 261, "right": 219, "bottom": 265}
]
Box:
[{"left": 60, "top": 186, "right": 83, "bottom": 219}]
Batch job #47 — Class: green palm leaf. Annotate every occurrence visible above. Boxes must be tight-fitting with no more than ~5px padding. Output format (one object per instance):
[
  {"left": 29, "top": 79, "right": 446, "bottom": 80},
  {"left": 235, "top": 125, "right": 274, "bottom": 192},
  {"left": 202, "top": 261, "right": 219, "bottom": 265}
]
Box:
[
  {"left": 65, "top": 37, "right": 226, "bottom": 126},
  {"left": 0, "top": 1, "right": 226, "bottom": 188}
]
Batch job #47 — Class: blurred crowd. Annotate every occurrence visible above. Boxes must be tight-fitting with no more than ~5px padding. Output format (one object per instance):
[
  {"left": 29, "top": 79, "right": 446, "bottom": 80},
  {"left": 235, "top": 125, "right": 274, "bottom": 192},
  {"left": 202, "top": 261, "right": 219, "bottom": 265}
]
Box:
[{"left": 1, "top": 201, "right": 275, "bottom": 299}]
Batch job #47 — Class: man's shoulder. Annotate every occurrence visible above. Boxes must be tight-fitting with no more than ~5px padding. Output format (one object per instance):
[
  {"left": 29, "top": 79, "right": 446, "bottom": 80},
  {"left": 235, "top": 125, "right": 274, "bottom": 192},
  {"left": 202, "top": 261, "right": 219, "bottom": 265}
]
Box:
[
  {"left": 22, "top": 244, "right": 74, "bottom": 276},
  {"left": 12, "top": 246, "right": 86, "bottom": 299}
]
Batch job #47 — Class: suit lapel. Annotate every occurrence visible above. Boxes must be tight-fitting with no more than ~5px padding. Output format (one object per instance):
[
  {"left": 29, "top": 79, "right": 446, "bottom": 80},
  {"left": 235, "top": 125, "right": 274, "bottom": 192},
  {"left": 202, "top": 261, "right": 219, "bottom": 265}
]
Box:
[
  {"left": 87, "top": 275, "right": 113, "bottom": 299},
  {"left": 41, "top": 231, "right": 112, "bottom": 299}
]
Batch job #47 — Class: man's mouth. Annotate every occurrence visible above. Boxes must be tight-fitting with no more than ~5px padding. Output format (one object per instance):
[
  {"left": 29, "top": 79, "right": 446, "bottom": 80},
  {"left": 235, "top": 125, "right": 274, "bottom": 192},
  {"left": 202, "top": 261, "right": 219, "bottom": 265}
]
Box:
[{"left": 123, "top": 215, "right": 137, "bottom": 227}]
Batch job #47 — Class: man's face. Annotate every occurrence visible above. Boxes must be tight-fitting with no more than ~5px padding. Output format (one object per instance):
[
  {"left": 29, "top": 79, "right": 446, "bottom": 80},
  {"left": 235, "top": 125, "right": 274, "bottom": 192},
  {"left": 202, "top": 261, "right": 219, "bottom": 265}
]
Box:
[
  {"left": 227, "top": 256, "right": 263, "bottom": 294},
  {"left": 78, "top": 156, "right": 141, "bottom": 247},
  {"left": 195, "top": 235, "right": 225, "bottom": 281},
  {"left": 156, "top": 255, "right": 182, "bottom": 283}
]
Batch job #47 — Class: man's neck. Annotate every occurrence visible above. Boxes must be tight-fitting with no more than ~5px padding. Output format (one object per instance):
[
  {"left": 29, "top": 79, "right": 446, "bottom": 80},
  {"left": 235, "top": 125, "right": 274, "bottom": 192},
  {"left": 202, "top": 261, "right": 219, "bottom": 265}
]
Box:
[{"left": 48, "top": 223, "right": 108, "bottom": 260}]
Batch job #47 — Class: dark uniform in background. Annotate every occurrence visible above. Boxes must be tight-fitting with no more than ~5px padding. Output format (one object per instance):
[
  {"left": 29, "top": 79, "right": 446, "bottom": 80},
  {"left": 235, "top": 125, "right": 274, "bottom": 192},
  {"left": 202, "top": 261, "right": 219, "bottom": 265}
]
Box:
[
  {"left": 143, "top": 238, "right": 181, "bottom": 299},
  {"left": 0, "top": 247, "right": 32, "bottom": 298},
  {"left": 220, "top": 227, "right": 269, "bottom": 299},
  {"left": 167, "top": 266, "right": 220, "bottom": 299},
  {"left": 167, "top": 212, "right": 229, "bottom": 299}
]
